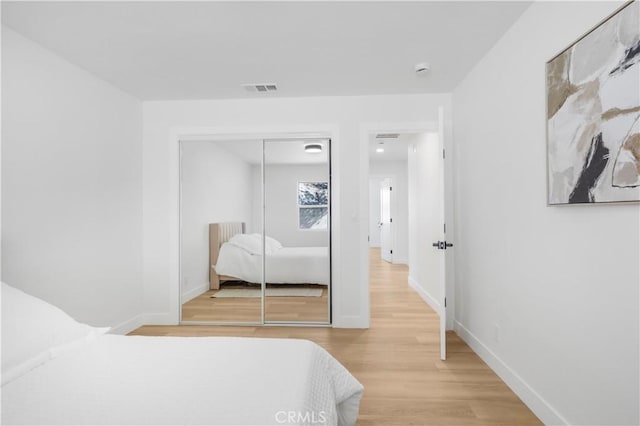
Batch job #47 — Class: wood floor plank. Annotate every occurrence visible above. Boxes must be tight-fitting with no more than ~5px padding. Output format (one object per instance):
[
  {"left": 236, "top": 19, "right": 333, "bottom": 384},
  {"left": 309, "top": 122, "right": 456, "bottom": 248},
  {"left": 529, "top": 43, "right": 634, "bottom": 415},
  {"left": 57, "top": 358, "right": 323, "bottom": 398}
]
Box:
[{"left": 130, "top": 248, "right": 541, "bottom": 425}]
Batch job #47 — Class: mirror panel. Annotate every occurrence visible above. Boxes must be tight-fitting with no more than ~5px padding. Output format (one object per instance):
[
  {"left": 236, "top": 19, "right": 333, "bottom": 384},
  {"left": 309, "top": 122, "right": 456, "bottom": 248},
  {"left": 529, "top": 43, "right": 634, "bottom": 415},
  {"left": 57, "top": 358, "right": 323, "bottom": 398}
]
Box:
[
  {"left": 180, "top": 139, "right": 263, "bottom": 323},
  {"left": 263, "top": 139, "right": 331, "bottom": 323}
]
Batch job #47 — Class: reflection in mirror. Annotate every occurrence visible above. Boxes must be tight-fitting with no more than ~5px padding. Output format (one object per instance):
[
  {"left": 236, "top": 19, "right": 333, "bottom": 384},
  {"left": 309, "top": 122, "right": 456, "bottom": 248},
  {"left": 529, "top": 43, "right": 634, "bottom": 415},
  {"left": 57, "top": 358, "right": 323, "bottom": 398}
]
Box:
[
  {"left": 180, "top": 140, "right": 263, "bottom": 323},
  {"left": 264, "top": 139, "right": 331, "bottom": 323}
]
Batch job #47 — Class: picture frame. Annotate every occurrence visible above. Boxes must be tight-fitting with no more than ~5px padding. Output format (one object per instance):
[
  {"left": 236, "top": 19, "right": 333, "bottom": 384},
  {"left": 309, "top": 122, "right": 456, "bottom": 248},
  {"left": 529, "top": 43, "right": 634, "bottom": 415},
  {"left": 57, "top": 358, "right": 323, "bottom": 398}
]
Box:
[{"left": 546, "top": 0, "right": 639, "bottom": 205}]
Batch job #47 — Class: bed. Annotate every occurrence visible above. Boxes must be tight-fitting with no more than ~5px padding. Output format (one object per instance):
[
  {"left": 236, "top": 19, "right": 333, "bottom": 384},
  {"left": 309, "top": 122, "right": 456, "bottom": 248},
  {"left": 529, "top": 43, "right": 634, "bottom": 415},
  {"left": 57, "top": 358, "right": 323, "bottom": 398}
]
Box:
[
  {"left": 1, "top": 282, "right": 363, "bottom": 425},
  {"left": 210, "top": 223, "right": 329, "bottom": 289}
]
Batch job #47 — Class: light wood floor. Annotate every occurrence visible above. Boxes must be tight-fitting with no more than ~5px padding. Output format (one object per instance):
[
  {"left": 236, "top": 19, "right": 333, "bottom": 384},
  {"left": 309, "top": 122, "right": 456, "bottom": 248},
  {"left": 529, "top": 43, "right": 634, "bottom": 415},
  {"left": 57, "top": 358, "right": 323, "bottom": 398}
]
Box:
[
  {"left": 182, "top": 284, "right": 329, "bottom": 323},
  {"left": 132, "top": 249, "right": 541, "bottom": 425}
]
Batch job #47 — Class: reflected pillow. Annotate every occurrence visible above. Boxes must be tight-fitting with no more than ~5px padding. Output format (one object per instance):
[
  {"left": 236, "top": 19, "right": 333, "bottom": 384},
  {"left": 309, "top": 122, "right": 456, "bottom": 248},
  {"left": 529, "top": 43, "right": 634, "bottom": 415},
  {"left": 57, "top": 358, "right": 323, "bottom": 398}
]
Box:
[
  {"left": 1, "top": 282, "right": 109, "bottom": 385},
  {"left": 228, "top": 233, "right": 262, "bottom": 255},
  {"left": 265, "top": 235, "right": 283, "bottom": 251},
  {"left": 228, "top": 233, "right": 283, "bottom": 254}
]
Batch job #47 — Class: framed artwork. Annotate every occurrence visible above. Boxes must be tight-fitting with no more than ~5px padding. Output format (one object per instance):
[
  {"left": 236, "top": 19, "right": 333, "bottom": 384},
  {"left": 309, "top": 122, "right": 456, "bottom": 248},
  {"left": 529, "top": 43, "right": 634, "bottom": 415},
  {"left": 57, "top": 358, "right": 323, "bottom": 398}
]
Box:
[{"left": 546, "top": 0, "right": 639, "bottom": 205}]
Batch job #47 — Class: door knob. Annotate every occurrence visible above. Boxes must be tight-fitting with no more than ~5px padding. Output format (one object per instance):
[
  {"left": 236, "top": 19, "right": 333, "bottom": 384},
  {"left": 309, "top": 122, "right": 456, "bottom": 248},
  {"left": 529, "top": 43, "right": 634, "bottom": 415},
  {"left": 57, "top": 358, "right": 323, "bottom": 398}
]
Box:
[{"left": 432, "top": 241, "right": 453, "bottom": 250}]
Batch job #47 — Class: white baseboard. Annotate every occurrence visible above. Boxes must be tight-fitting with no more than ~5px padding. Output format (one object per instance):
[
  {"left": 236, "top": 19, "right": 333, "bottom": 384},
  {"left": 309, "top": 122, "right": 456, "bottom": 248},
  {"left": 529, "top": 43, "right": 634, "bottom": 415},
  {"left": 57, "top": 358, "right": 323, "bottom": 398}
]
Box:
[
  {"left": 109, "top": 314, "right": 148, "bottom": 335},
  {"left": 110, "top": 310, "right": 181, "bottom": 334},
  {"left": 408, "top": 276, "right": 441, "bottom": 316},
  {"left": 144, "top": 312, "right": 178, "bottom": 325},
  {"left": 454, "top": 320, "right": 567, "bottom": 425},
  {"left": 181, "top": 283, "right": 209, "bottom": 304},
  {"left": 393, "top": 257, "right": 408, "bottom": 265}
]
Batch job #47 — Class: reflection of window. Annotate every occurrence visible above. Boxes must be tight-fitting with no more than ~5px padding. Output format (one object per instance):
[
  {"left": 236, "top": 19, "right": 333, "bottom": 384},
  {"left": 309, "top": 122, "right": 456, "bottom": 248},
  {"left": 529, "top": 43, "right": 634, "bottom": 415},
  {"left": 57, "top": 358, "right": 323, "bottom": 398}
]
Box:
[{"left": 298, "top": 182, "right": 328, "bottom": 230}]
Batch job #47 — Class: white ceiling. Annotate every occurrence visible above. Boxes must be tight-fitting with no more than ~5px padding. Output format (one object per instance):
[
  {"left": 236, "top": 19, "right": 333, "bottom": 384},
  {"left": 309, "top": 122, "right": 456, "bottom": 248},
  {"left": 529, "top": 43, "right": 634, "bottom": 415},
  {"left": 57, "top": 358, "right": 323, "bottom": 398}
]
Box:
[{"left": 1, "top": 1, "right": 530, "bottom": 101}]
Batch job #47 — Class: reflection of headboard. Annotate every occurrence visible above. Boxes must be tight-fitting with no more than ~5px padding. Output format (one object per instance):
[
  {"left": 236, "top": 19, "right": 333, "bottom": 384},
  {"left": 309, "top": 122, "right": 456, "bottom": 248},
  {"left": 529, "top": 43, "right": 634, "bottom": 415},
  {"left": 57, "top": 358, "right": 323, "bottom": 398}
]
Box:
[{"left": 209, "top": 222, "right": 245, "bottom": 289}]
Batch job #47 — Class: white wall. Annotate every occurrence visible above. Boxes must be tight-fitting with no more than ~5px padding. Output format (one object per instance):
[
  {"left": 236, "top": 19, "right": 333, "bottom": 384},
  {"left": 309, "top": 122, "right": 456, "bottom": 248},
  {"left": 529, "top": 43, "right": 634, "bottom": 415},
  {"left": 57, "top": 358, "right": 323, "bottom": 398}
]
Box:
[
  {"left": 252, "top": 164, "right": 329, "bottom": 247},
  {"left": 369, "top": 160, "right": 408, "bottom": 264},
  {"left": 407, "top": 133, "right": 443, "bottom": 310},
  {"left": 1, "top": 27, "right": 143, "bottom": 331},
  {"left": 142, "top": 94, "right": 450, "bottom": 327},
  {"left": 181, "top": 142, "right": 254, "bottom": 302},
  {"left": 452, "top": 2, "right": 639, "bottom": 424}
]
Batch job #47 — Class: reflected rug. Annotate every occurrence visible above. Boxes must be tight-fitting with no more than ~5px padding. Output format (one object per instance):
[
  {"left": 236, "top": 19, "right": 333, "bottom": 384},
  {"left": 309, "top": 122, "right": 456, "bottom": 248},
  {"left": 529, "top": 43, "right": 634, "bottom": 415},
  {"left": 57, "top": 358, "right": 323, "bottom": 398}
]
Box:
[{"left": 212, "top": 288, "right": 323, "bottom": 298}]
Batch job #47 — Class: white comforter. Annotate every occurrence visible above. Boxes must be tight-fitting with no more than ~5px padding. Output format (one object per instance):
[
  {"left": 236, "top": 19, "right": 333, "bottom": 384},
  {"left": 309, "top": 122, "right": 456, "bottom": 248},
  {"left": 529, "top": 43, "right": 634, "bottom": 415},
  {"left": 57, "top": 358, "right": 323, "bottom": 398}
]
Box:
[
  {"left": 216, "top": 244, "right": 330, "bottom": 285},
  {"left": 2, "top": 335, "right": 363, "bottom": 426}
]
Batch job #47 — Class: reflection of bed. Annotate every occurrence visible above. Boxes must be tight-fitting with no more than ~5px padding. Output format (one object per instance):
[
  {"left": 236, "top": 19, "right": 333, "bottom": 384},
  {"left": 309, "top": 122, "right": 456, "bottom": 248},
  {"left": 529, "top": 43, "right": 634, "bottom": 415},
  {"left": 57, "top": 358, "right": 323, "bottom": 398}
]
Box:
[
  {"left": 209, "top": 223, "right": 329, "bottom": 289},
  {"left": 1, "top": 283, "right": 363, "bottom": 425}
]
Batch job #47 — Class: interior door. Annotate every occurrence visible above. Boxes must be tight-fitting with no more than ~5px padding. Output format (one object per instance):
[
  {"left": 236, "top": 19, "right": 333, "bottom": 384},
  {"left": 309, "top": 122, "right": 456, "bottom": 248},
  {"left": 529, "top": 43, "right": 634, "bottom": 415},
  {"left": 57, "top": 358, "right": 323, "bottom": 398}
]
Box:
[
  {"left": 435, "top": 107, "right": 448, "bottom": 361},
  {"left": 411, "top": 126, "right": 447, "bottom": 360},
  {"left": 263, "top": 138, "right": 331, "bottom": 324},
  {"left": 368, "top": 178, "right": 382, "bottom": 247},
  {"left": 380, "top": 178, "right": 393, "bottom": 263}
]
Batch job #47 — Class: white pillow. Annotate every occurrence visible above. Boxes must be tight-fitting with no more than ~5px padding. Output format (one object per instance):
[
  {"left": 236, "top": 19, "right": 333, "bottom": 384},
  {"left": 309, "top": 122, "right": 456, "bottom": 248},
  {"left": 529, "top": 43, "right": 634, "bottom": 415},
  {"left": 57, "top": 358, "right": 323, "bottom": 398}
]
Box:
[{"left": 1, "top": 282, "right": 109, "bottom": 385}]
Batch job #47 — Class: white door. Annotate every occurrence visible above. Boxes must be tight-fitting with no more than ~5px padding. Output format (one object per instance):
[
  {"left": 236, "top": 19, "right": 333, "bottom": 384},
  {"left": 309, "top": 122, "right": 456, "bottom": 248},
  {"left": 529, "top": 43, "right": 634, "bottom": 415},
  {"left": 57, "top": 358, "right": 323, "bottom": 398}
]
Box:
[
  {"left": 380, "top": 178, "right": 392, "bottom": 262},
  {"left": 415, "top": 133, "right": 446, "bottom": 360},
  {"left": 368, "top": 178, "right": 382, "bottom": 247},
  {"left": 407, "top": 112, "right": 448, "bottom": 360},
  {"left": 436, "top": 107, "right": 449, "bottom": 361}
]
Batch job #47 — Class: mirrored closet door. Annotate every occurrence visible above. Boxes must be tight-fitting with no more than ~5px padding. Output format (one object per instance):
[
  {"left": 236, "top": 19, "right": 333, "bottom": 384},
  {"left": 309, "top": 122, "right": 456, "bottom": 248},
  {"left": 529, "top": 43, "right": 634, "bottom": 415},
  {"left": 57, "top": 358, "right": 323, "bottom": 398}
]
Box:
[
  {"left": 179, "top": 137, "right": 331, "bottom": 325},
  {"left": 180, "top": 139, "right": 263, "bottom": 324},
  {"left": 264, "top": 139, "right": 331, "bottom": 323}
]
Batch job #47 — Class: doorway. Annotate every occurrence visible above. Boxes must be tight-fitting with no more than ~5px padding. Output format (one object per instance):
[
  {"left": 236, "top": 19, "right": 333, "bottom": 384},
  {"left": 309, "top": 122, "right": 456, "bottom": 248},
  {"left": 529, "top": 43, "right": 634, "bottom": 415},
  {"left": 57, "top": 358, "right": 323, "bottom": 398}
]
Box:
[
  {"left": 379, "top": 178, "right": 393, "bottom": 263},
  {"left": 368, "top": 134, "right": 410, "bottom": 267},
  {"left": 364, "top": 118, "right": 451, "bottom": 360}
]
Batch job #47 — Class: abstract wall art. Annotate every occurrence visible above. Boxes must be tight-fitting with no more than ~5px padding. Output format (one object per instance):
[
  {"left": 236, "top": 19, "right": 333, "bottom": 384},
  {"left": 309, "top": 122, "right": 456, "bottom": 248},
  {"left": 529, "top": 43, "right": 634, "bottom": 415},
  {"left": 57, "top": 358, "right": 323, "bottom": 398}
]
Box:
[{"left": 546, "top": 0, "right": 640, "bottom": 205}]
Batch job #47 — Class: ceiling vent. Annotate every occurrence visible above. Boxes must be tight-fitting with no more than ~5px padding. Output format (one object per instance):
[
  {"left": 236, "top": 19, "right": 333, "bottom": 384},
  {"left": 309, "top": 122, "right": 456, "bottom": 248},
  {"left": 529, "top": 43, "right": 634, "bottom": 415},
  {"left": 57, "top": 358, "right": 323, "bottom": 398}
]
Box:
[
  {"left": 376, "top": 133, "right": 400, "bottom": 139},
  {"left": 242, "top": 83, "right": 278, "bottom": 93}
]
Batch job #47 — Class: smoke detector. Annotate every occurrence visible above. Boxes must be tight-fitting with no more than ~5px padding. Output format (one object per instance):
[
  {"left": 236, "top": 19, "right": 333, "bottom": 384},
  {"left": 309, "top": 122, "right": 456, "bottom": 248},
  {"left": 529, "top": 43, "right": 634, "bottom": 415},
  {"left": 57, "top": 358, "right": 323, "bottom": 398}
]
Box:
[{"left": 414, "top": 62, "right": 431, "bottom": 75}]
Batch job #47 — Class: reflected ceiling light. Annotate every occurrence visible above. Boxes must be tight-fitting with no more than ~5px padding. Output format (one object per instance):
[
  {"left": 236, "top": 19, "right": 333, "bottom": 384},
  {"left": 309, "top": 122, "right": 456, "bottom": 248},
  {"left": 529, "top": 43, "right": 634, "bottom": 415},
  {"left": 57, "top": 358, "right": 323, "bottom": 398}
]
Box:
[
  {"left": 304, "top": 143, "right": 323, "bottom": 153},
  {"left": 376, "top": 147, "right": 384, "bottom": 153}
]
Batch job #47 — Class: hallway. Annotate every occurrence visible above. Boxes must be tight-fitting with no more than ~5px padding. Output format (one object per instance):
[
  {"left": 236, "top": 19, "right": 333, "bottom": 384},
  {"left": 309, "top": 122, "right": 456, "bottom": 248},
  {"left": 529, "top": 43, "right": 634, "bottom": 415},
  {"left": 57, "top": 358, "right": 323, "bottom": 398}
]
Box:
[{"left": 131, "top": 249, "right": 540, "bottom": 425}]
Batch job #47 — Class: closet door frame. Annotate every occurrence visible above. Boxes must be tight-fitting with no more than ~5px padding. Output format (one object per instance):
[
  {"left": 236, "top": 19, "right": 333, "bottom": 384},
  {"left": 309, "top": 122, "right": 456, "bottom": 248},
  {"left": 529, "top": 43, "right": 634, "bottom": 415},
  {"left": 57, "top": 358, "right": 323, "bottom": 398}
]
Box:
[{"left": 177, "top": 131, "right": 334, "bottom": 327}]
